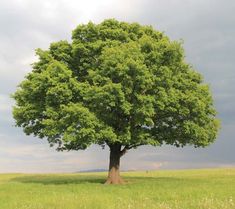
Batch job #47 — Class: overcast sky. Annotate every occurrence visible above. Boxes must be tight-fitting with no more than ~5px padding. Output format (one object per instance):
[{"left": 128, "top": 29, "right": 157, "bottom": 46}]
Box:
[{"left": 0, "top": 0, "right": 234, "bottom": 173}]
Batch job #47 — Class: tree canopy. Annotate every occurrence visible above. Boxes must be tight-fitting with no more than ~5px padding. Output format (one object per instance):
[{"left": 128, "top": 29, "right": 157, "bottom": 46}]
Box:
[{"left": 13, "top": 19, "right": 220, "bottom": 184}]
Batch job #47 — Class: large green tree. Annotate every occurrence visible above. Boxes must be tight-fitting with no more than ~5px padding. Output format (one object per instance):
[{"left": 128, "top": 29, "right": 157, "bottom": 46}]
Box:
[{"left": 13, "top": 19, "right": 219, "bottom": 184}]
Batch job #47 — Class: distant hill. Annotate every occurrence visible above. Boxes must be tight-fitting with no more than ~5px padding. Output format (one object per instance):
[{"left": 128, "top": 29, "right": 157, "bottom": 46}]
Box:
[{"left": 76, "top": 169, "right": 107, "bottom": 173}]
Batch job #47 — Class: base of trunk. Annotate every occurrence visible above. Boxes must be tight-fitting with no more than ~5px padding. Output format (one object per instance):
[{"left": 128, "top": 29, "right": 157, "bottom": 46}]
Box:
[
  {"left": 104, "top": 166, "right": 125, "bottom": 184},
  {"left": 104, "top": 175, "right": 125, "bottom": 184},
  {"left": 104, "top": 178, "right": 125, "bottom": 184}
]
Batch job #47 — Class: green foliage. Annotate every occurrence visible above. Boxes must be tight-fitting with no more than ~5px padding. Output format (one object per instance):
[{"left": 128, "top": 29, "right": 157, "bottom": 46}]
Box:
[{"left": 13, "top": 19, "right": 219, "bottom": 151}]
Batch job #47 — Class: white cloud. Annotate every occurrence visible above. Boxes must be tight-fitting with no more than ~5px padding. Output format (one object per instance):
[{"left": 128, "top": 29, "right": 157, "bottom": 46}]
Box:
[{"left": 0, "top": 94, "right": 13, "bottom": 112}]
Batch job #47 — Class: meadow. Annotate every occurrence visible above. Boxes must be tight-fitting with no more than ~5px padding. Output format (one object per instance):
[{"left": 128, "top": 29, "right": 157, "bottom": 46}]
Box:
[{"left": 0, "top": 168, "right": 234, "bottom": 209}]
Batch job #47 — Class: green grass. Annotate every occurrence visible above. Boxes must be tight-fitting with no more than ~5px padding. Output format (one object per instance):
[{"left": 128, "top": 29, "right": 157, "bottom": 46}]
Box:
[{"left": 0, "top": 168, "right": 234, "bottom": 209}]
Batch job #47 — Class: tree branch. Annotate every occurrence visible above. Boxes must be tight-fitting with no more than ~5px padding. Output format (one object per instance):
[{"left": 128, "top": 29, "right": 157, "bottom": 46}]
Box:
[
  {"left": 119, "top": 143, "right": 145, "bottom": 157},
  {"left": 120, "top": 147, "right": 127, "bottom": 157}
]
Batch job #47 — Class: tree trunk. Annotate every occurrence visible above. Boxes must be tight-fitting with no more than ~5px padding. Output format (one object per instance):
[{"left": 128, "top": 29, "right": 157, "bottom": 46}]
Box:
[{"left": 105, "top": 144, "right": 124, "bottom": 184}]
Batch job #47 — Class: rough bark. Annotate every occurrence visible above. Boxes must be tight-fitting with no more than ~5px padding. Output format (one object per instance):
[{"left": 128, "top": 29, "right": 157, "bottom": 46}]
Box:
[{"left": 105, "top": 144, "right": 124, "bottom": 184}]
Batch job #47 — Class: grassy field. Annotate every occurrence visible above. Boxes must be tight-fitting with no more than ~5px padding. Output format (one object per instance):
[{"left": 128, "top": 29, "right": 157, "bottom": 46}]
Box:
[{"left": 0, "top": 168, "right": 234, "bottom": 209}]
